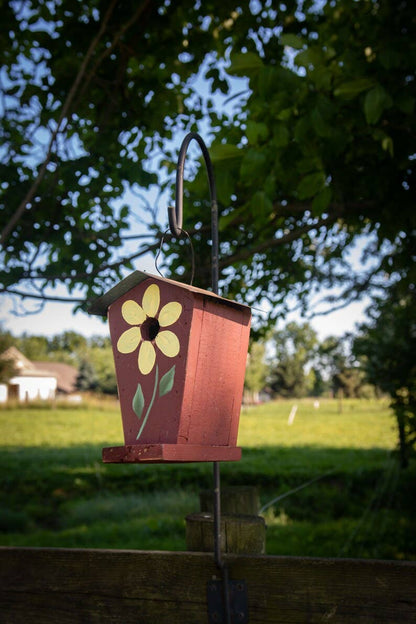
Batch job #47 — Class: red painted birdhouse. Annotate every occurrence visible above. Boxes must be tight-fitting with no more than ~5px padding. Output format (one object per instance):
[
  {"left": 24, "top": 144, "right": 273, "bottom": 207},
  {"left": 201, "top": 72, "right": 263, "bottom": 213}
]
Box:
[{"left": 89, "top": 271, "right": 251, "bottom": 463}]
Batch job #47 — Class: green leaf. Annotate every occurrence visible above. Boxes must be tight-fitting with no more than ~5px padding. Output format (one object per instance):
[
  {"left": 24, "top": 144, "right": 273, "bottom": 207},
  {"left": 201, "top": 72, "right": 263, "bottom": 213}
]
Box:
[
  {"left": 364, "top": 85, "right": 391, "bottom": 124},
  {"left": 258, "top": 66, "right": 280, "bottom": 98},
  {"left": 227, "top": 52, "right": 263, "bottom": 77},
  {"left": 381, "top": 136, "right": 394, "bottom": 157},
  {"left": 216, "top": 168, "right": 235, "bottom": 204},
  {"left": 132, "top": 383, "right": 145, "bottom": 420},
  {"left": 311, "top": 108, "right": 331, "bottom": 138},
  {"left": 219, "top": 209, "right": 238, "bottom": 232},
  {"left": 250, "top": 190, "right": 273, "bottom": 216},
  {"left": 159, "top": 365, "right": 176, "bottom": 397},
  {"left": 273, "top": 123, "right": 290, "bottom": 148},
  {"left": 246, "top": 121, "right": 268, "bottom": 145},
  {"left": 280, "top": 34, "right": 305, "bottom": 50},
  {"left": 297, "top": 172, "right": 325, "bottom": 199},
  {"left": 312, "top": 186, "right": 332, "bottom": 214},
  {"left": 295, "top": 47, "right": 323, "bottom": 68},
  {"left": 334, "top": 79, "right": 375, "bottom": 99},
  {"left": 209, "top": 144, "right": 241, "bottom": 162},
  {"left": 240, "top": 149, "right": 267, "bottom": 182},
  {"left": 276, "top": 107, "right": 292, "bottom": 121}
]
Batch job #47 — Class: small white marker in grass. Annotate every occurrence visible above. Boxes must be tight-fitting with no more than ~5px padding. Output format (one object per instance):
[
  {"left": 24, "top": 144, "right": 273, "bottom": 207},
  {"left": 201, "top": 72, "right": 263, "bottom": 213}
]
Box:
[{"left": 288, "top": 404, "right": 297, "bottom": 425}]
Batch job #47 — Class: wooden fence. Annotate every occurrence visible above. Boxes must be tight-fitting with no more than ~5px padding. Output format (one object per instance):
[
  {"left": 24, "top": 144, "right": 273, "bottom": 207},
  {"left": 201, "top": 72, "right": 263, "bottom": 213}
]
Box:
[{"left": 1, "top": 547, "right": 415, "bottom": 623}]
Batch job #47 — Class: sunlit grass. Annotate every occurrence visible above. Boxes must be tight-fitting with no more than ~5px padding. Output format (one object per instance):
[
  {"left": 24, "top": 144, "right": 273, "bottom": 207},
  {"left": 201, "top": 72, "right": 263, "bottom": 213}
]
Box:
[
  {"left": 238, "top": 398, "right": 396, "bottom": 450},
  {"left": 0, "top": 399, "right": 414, "bottom": 560},
  {"left": 0, "top": 404, "right": 123, "bottom": 448}
]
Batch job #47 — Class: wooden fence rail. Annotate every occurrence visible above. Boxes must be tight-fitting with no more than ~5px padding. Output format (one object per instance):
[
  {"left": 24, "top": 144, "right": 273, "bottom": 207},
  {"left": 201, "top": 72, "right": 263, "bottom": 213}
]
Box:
[{"left": 0, "top": 547, "right": 415, "bottom": 623}]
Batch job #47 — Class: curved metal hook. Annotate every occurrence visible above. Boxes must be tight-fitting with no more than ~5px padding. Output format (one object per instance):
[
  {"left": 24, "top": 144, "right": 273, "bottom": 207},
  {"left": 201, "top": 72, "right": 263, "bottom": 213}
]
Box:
[
  {"left": 168, "top": 132, "right": 219, "bottom": 295},
  {"left": 168, "top": 133, "right": 225, "bottom": 580}
]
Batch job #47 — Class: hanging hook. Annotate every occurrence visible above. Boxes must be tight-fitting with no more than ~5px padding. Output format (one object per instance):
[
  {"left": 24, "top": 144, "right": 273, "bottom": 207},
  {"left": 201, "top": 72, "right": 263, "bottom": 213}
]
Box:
[
  {"left": 168, "top": 132, "right": 219, "bottom": 295},
  {"left": 167, "top": 134, "right": 227, "bottom": 592}
]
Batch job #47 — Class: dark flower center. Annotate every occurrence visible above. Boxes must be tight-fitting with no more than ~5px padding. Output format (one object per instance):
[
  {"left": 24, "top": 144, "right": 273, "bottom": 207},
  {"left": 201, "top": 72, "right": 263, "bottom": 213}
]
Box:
[{"left": 141, "top": 317, "right": 160, "bottom": 341}]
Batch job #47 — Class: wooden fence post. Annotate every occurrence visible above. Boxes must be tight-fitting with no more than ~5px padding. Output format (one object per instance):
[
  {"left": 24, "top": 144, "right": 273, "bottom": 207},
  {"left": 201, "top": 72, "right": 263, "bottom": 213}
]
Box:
[{"left": 186, "top": 485, "right": 266, "bottom": 554}]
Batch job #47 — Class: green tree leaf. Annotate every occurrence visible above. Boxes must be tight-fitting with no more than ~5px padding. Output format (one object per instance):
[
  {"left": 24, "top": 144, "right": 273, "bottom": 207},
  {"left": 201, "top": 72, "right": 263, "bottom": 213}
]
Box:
[
  {"left": 272, "top": 123, "right": 290, "bottom": 148},
  {"left": 312, "top": 186, "right": 332, "bottom": 214},
  {"left": 297, "top": 172, "right": 325, "bottom": 200},
  {"left": 364, "top": 85, "right": 391, "bottom": 124},
  {"left": 250, "top": 190, "right": 273, "bottom": 216},
  {"left": 240, "top": 149, "right": 267, "bottom": 182},
  {"left": 132, "top": 383, "right": 145, "bottom": 420},
  {"left": 209, "top": 144, "right": 241, "bottom": 162},
  {"left": 227, "top": 52, "right": 263, "bottom": 77},
  {"left": 246, "top": 121, "right": 268, "bottom": 145},
  {"left": 334, "top": 79, "right": 375, "bottom": 99},
  {"left": 280, "top": 34, "right": 305, "bottom": 50},
  {"left": 159, "top": 365, "right": 175, "bottom": 397}
]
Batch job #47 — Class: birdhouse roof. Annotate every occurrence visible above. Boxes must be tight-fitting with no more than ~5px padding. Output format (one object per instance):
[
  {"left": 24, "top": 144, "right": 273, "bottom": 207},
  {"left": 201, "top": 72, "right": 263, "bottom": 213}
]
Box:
[{"left": 88, "top": 270, "right": 250, "bottom": 317}]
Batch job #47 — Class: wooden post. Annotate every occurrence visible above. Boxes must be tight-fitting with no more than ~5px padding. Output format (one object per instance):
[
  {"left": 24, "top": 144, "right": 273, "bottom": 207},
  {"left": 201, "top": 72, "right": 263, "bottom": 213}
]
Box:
[
  {"left": 199, "top": 486, "right": 260, "bottom": 515},
  {"left": 186, "top": 485, "right": 266, "bottom": 555},
  {"left": 186, "top": 512, "right": 266, "bottom": 554}
]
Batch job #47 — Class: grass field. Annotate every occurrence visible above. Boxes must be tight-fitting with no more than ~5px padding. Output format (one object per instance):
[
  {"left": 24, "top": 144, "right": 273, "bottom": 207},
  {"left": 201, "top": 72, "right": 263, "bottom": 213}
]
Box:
[{"left": 0, "top": 398, "right": 415, "bottom": 560}]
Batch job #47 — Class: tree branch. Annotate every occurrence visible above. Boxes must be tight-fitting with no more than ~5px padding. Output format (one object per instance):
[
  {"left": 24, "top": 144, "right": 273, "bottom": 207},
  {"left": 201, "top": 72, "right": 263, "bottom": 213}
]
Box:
[
  {"left": 76, "top": 1, "right": 152, "bottom": 106},
  {"left": 219, "top": 212, "right": 340, "bottom": 268},
  {"left": 3, "top": 288, "right": 85, "bottom": 304},
  {"left": 0, "top": 0, "right": 119, "bottom": 247},
  {"left": 1, "top": 240, "right": 161, "bottom": 291}
]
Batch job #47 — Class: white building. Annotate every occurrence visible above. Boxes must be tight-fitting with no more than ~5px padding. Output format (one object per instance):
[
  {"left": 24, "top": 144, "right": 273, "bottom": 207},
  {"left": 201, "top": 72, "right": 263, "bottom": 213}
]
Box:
[{"left": 0, "top": 347, "right": 77, "bottom": 403}]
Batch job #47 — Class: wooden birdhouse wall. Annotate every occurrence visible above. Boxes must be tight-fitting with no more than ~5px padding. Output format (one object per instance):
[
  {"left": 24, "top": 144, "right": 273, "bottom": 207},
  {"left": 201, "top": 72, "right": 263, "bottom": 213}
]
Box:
[{"left": 177, "top": 296, "right": 250, "bottom": 447}]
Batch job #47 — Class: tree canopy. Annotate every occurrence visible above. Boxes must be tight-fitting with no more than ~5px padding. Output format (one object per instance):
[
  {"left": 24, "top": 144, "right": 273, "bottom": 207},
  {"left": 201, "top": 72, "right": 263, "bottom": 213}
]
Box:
[
  {"left": 269, "top": 321, "right": 318, "bottom": 398},
  {"left": 354, "top": 283, "right": 416, "bottom": 466},
  {"left": 1, "top": 0, "right": 414, "bottom": 327}
]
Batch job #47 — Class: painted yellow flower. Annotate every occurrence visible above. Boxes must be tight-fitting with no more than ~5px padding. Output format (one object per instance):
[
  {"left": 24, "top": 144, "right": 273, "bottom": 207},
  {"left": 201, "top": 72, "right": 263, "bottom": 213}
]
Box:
[{"left": 117, "top": 283, "right": 182, "bottom": 375}]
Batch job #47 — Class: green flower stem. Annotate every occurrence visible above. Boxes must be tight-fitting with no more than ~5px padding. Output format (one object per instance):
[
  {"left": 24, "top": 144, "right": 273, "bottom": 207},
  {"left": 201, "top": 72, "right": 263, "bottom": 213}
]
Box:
[{"left": 136, "top": 364, "right": 159, "bottom": 441}]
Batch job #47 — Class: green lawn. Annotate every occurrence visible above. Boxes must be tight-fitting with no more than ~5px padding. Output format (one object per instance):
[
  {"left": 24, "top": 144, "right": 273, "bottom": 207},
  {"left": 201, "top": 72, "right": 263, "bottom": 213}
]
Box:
[{"left": 0, "top": 398, "right": 414, "bottom": 560}]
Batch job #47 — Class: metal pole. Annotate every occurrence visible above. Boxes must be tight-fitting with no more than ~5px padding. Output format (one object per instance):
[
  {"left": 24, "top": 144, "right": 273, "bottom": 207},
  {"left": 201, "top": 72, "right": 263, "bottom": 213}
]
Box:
[{"left": 168, "top": 133, "right": 230, "bottom": 623}]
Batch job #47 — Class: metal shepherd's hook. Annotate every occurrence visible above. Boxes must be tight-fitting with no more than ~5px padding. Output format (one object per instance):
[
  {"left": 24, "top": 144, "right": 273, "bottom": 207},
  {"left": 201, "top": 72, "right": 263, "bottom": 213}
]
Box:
[
  {"left": 168, "top": 133, "right": 231, "bottom": 623},
  {"left": 168, "top": 132, "right": 219, "bottom": 296}
]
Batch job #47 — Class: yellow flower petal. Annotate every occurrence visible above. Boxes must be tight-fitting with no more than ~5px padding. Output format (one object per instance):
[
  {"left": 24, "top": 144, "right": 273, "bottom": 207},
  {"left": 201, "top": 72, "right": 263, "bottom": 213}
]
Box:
[
  {"left": 117, "top": 327, "right": 141, "bottom": 354},
  {"left": 121, "top": 300, "right": 146, "bottom": 325},
  {"left": 142, "top": 283, "right": 160, "bottom": 318},
  {"left": 158, "top": 301, "right": 182, "bottom": 327},
  {"left": 138, "top": 340, "right": 156, "bottom": 375},
  {"left": 155, "top": 330, "right": 180, "bottom": 358}
]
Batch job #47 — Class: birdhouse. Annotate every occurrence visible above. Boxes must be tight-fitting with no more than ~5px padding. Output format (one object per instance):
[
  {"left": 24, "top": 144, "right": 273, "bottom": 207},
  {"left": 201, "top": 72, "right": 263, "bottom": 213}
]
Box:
[{"left": 89, "top": 270, "right": 251, "bottom": 463}]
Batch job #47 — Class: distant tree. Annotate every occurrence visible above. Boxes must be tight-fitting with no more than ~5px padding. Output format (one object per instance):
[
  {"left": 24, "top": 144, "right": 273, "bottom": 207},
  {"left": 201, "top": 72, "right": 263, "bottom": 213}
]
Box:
[
  {"left": 354, "top": 284, "right": 416, "bottom": 467},
  {"left": 0, "top": 329, "right": 16, "bottom": 383},
  {"left": 88, "top": 346, "right": 117, "bottom": 395},
  {"left": 309, "top": 367, "right": 329, "bottom": 397},
  {"left": 244, "top": 341, "right": 268, "bottom": 403},
  {"left": 318, "top": 335, "right": 367, "bottom": 401},
  {"left": 49, "top": 331, "right": 88, "bottom": 355},
  {"left": 88, "top": 335, "right": 112, "bottom": 350},
  {"left": 0, "top": 329, "right": 14, "bottom": 354},
  {"left": 269, "top": 322, "right": 318, "bottom": 398},
  {"left": 76, "top": 358, "right": 98, "bottom": 392},
  {"left": 17, "top": 333, "right": 50, "bottom": 361}
]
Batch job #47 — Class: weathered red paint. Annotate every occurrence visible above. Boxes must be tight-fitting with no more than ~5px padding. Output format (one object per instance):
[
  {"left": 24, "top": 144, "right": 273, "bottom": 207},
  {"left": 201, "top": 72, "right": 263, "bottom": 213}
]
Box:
[{"left": 89, "top": 271, "right": 251, "bottom": 463}]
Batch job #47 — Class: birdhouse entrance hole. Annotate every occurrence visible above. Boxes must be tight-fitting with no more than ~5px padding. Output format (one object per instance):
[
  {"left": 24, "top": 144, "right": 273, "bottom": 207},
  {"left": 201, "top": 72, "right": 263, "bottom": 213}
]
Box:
[{"left": 142, "top": 317, "right": 160, "bottom": 341}]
